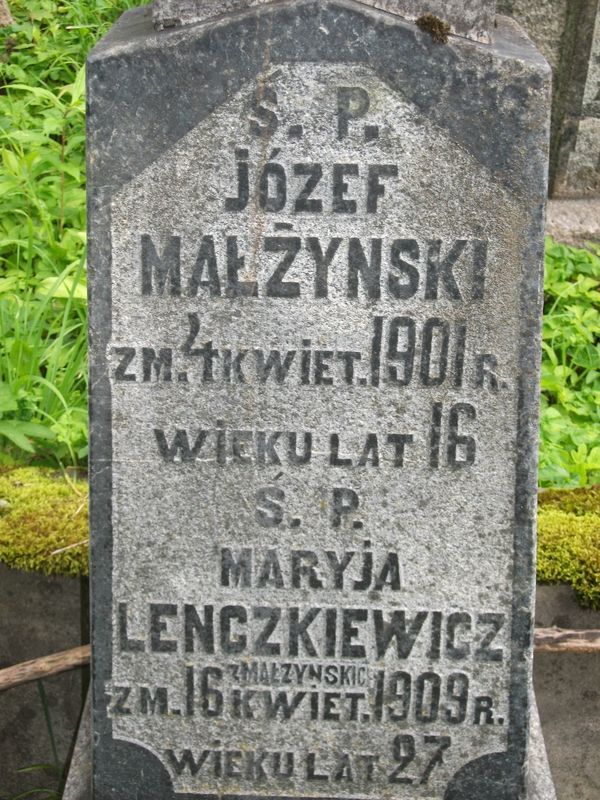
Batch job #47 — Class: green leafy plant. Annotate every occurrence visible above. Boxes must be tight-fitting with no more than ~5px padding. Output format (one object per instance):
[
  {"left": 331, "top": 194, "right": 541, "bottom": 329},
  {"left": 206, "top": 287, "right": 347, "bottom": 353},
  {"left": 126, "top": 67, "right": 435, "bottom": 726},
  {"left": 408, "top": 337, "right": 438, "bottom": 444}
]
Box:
[
  {"left": 0, "top": 1, "right": 137, "bottom": 466},
  {"left": 539, "top": 238, "right": 600, "bottom": 487}
]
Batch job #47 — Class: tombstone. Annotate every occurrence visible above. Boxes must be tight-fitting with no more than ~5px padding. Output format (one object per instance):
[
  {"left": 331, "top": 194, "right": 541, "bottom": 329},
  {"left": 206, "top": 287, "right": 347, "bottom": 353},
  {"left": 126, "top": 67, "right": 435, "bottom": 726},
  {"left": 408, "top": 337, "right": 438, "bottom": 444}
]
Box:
[{"left": 87, "top": 1, "right": 551, "bottom": 798}]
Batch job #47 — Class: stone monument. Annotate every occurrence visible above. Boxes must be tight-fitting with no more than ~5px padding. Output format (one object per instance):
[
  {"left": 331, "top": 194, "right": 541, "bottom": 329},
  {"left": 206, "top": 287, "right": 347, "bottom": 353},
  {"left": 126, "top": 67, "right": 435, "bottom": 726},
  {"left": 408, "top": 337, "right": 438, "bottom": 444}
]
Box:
[
  {"left": 553, "top": 1, "right": 600, "bottom": 197},
  {"left": 87, "top": 1, "right": 551, "bottom": 798}
]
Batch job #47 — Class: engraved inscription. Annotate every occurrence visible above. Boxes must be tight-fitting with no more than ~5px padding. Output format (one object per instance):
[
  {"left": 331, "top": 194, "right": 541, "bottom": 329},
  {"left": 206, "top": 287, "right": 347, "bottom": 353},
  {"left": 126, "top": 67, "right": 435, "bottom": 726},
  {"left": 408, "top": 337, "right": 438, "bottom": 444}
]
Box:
[{"left": 107, "top": 64, "right": 523, "bottom": 799}]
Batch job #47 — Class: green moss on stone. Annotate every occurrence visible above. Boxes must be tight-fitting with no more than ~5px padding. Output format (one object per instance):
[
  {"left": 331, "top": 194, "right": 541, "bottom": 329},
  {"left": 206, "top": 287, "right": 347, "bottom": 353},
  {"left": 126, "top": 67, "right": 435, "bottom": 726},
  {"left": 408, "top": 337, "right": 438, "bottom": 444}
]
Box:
[
  {"left": 538, "top": 484, "right": 600, "bottom": 516},
  {"left": 537, "top": 485, "right": 600, "bottom": 609},
  {"left": 0, "top": 467, "right": 88, "bottom": 577}
]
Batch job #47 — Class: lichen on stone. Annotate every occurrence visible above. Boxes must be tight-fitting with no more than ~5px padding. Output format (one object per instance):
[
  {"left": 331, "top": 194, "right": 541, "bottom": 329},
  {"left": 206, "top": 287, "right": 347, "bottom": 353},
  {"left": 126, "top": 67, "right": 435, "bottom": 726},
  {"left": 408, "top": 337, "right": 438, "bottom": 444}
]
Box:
[
  {"left": 415, "top": 13, "right": 451, "bottom": 44},
  {"left": 0, "top": 467, "right": 88, "bottom": 577}
]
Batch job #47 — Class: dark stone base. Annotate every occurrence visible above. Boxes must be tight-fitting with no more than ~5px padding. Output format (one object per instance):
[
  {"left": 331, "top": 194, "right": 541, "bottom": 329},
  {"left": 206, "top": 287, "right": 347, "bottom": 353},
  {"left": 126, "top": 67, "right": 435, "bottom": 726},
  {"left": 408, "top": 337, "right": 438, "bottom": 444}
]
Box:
[{"left": 62, "top": 692, "right": 91, "bottom": 800}]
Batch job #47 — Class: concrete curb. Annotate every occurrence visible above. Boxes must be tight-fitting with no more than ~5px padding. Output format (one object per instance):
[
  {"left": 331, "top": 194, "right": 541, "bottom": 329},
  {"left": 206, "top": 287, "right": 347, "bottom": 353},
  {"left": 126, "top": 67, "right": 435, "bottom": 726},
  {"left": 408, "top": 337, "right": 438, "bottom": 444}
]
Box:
[{"left": 546, "top": 199, "right": 600, "bottom": 247}]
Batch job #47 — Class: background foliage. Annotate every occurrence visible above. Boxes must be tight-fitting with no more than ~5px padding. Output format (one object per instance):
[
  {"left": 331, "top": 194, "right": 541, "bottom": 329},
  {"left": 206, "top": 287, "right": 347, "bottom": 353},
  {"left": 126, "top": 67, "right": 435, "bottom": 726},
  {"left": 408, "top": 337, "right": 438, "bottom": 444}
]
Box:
[
  {"left": 540, "top": 240, "right": 600, "bottom": 487},
  {"left": 1, "top": 1, "right": 599, "bottom": 487},
  {"left": 0, "top": 1, "right": 136, "bottom": 468}
]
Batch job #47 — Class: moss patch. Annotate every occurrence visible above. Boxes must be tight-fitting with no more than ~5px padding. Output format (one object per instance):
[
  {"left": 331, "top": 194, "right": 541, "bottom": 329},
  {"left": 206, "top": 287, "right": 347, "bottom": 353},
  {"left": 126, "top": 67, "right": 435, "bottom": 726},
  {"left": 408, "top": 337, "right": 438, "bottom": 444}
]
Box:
[
  {"left": 415, "top": 14, "right": 451, "bottom": 44},
  {"left": 0, "top": 467, "right": 88, "bottom": 577},
  {"left": 537, "top": 485, "right": 600, "bottom": 609},
  {"left": 538, "top": 484, "right": 600, "bottom": 516}
]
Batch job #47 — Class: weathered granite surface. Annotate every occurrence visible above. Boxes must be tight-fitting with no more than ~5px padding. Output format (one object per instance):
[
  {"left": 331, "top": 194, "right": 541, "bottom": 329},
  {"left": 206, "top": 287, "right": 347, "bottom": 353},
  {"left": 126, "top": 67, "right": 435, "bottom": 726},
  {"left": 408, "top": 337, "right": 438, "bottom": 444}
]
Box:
[
  {"left": 497, "top": 0, "right": 567, "bottom": 74},
  {"left": 87, "top": 2, "right": 550, "bottom": 798},
  {"left": 153, "top": 0, "right": 278, "bottom": 29},
  {"left": 527, "top": 698, "right": 557, "bottom": 800},
  {"left": 153, "top": 0, "right": 496, "bottom": 41},
  {"left": 546, "top": 198, "right": 600, "bottom": 246},
  {"left": 367, "top": 0, "right": 495, "bottom": 42},
  {"left": 62, "top": 691, "right": 557, "bottom": 799},
  {"left": 62, "top": 693, "right": 92, "bottom": 800}
]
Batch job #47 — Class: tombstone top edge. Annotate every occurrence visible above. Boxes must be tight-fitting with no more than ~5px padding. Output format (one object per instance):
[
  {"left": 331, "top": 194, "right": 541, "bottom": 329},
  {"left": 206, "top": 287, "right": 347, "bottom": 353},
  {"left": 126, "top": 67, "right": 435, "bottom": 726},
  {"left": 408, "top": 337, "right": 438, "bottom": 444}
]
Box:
[{"left": 152, "top": 0, "right": 496, "bottom": 43}]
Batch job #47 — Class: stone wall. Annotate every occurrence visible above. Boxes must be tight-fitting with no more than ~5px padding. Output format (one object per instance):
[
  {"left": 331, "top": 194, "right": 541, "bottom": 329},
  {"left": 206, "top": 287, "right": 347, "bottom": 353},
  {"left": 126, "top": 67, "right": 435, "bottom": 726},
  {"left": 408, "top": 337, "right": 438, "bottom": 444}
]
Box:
[{"left": 498, "top": 0, "right": 600, "bottom": 197}]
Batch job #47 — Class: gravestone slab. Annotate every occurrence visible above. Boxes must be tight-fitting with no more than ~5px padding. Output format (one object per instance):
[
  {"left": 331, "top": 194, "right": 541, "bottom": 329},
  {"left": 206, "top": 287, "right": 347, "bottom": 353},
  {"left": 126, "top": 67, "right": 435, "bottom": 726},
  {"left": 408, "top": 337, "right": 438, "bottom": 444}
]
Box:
[
  {"left": 153, "top": 0, "right": 276, "bottom": 30},
  {"left": 87, "top": 2, "right": 550, "bottom": 799}
]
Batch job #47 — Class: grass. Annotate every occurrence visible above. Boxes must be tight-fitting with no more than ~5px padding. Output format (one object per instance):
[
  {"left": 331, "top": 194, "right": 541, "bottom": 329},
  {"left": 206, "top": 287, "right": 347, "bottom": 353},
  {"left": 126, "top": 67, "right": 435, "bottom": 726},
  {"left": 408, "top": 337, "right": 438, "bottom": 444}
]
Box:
[
  {"left": 0, "top": 1, "right": 137, "bottom": 467},
  {"left": 0, "top": 2, "right": 599, "bottom": 489},
  {"left": 4, "top": 679, "right": 64, "bottom": 800}
]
